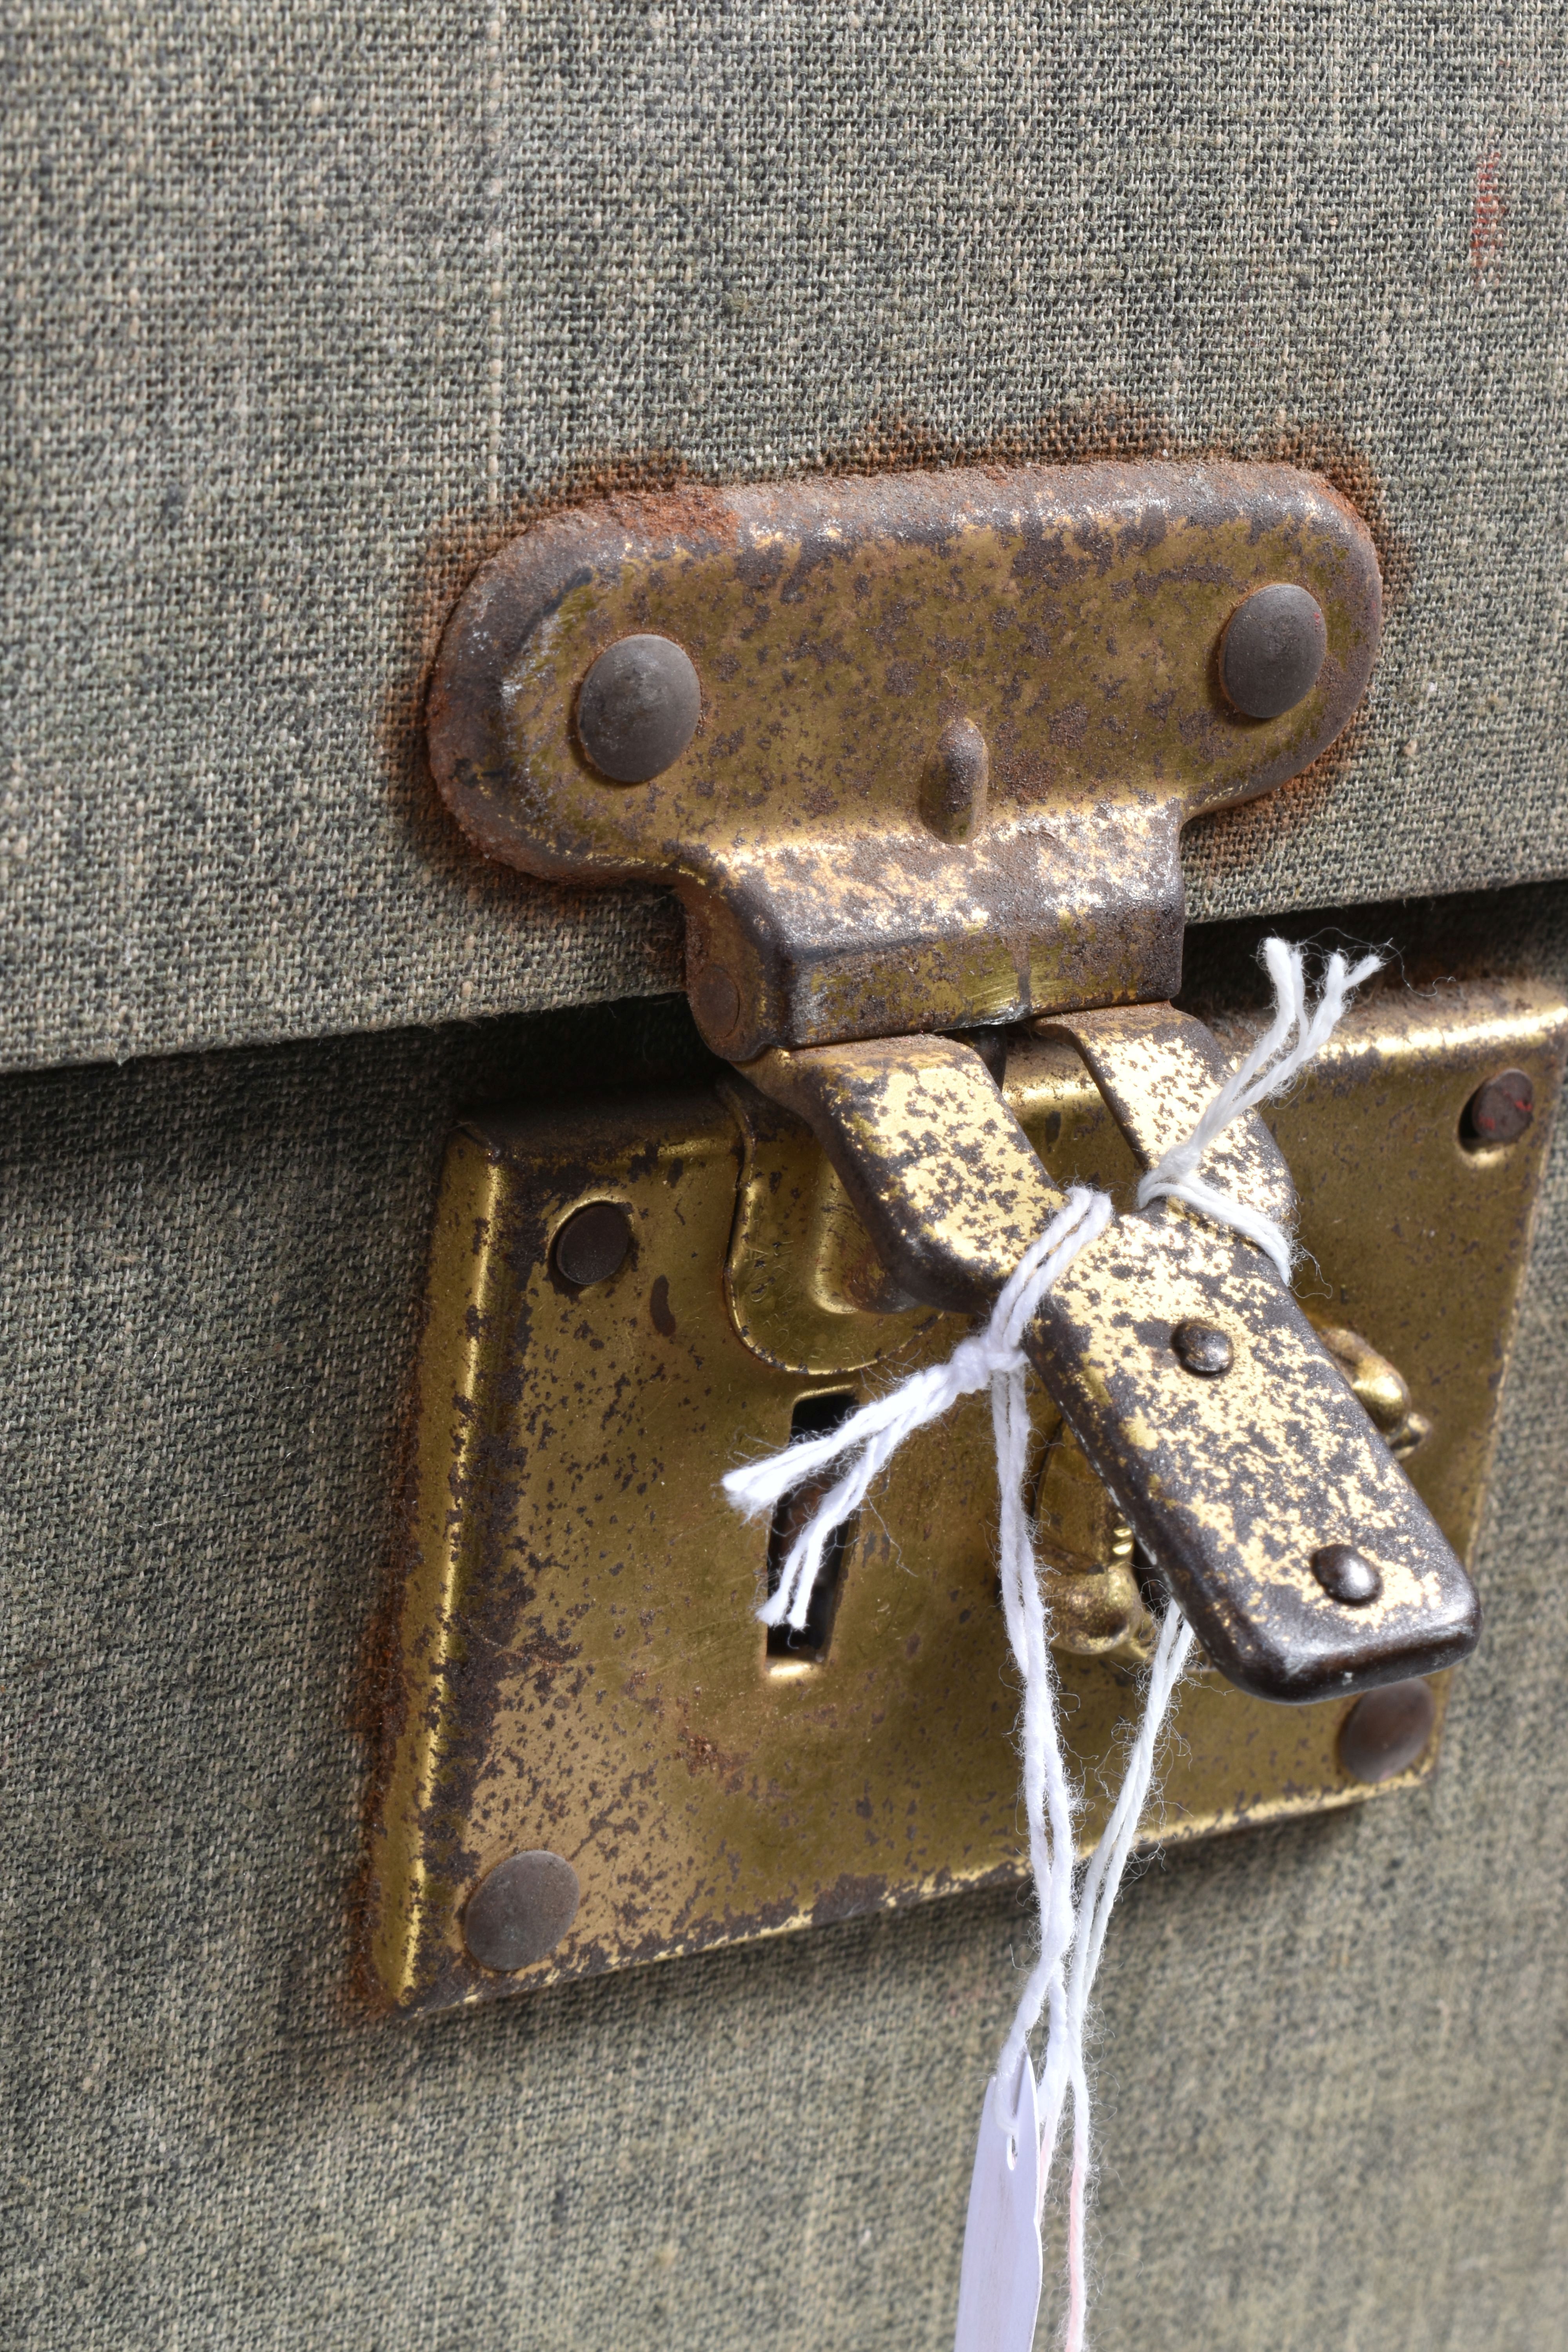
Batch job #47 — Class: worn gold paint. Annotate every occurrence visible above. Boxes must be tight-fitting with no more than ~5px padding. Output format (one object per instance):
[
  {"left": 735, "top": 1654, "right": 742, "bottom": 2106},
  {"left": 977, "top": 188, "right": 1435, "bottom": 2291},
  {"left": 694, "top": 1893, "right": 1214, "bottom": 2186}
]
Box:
[
  {"left": 368, "top": 1143, "right": 515, "bottom": 2008},
  {"left": 428, "top": 463, "right": 1381, "bottom": 1056},
  {"left": 720, "top": 1078, "right": 941, "bottom": 1375},
  {"left": 1031, "top": 1209, "right": 1470, "bottom": 1695},
  {"left": 747, "top": 1009, "right": 1481, "bottom": 1699},
  {"left": 746, "top": 1034, "right": 1065, "bottom": 1311},
  {"left": 367, "top": 982, "right": 1564, "bottom": 2014},
  {"left": 1042, "top": 1000, "right": 1297, "bottom": 1227}
]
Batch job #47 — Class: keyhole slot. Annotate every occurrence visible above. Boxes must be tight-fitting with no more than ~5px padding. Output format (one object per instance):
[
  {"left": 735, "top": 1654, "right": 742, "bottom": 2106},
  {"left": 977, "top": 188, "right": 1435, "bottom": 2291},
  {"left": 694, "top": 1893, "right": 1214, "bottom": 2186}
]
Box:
[{"left": 764, "top": 1391, "right": 859, "bottom": 1669}]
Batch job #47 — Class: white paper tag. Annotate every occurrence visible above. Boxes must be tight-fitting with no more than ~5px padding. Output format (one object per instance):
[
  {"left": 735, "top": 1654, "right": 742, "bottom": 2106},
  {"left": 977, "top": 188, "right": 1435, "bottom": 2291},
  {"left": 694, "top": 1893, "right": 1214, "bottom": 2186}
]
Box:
[{"left": 952, "top": 2047, "right": 1044, "bottom": 2352}]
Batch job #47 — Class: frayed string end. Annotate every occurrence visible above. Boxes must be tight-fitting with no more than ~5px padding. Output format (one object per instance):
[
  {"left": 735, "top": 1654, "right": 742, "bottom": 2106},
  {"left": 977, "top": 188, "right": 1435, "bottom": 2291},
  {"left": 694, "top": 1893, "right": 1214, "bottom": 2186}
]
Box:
[{"left": 1134, "top": 942, "right": 1385, "bottom": 1281}]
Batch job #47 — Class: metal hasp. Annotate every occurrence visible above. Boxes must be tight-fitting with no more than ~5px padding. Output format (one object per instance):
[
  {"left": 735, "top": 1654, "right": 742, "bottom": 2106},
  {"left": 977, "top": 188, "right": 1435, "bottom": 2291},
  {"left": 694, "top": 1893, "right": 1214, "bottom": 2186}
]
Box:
[
  {"left": 367, "top": 982, "right": 1565, "bottom": 2013},
  {"left": 429, "top": 461, "right": 1377, "bottom": 1059},
  {"left": 747, "top": 1019, "right": 1476, "bottom": 1702},
  {"left": 426, "top": 461, "right": 1475, "bottom": 1707}
]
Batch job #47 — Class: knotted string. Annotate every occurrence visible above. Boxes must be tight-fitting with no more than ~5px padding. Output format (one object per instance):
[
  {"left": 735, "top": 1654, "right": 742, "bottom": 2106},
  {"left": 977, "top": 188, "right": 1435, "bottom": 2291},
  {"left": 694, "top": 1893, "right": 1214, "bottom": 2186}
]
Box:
[
  {"left": 1136, "top": 935, "right": 1383, "bottom": 1283},
  {"left": 721, "top": 941, "right": 1382, "bottom": 2351},
  {"left": 726, "top": 1189, "right": 1115, "bottom": 1635}
]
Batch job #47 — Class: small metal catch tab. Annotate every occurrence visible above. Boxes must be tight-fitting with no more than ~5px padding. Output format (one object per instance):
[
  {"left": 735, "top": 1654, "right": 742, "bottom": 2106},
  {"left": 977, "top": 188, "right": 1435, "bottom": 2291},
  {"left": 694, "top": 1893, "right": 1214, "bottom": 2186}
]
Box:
[{"left": 429, "top": 461, "right": 1477, "bottom": 1708}]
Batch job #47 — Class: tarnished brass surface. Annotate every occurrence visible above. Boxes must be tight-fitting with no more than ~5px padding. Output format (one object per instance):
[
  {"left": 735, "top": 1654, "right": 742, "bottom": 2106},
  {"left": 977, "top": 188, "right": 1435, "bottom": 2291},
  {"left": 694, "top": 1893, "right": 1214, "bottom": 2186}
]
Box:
[
  {"left": 1041, "top": 1001, "right": 1297, "bottom": 1227},
  {"left": 427, "top": 463, "right": 1381, "bottom": 1057},
  {"left": 744, "top": 1033, "right": 1063, "bottom": 1313},
  {"left": 745, "top": 1013, "right": 1478, "bottom": 1702},
  {"left": 1310, "top": 1322, "right": 1432, "bottom": 1457},
  {"left": 1033, "top": 1431, "right": 1154, "bottom": 1661},
  {"left": 1028, "top": 1209, "right": 1475, "bottom": 1700},
  {"left": 367, "top": 981, "right": 1564, "bottom": 2015},
  {"left": 719, "top": 1078, "right": 939, "bottom": 1375}
]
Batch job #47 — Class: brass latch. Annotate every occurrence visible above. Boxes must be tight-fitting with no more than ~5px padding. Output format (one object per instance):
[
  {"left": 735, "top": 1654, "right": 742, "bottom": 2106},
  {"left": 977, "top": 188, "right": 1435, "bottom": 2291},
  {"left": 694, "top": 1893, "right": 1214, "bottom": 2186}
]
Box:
[
  {"left": 433, "top": 461, "right": 1374, "bottom": 1062},
  {"left": 428, "top": 462, "right": 1471, "bottom": 1704},
  {"left": 364, "top": 464, "right": 1556, "bottom": 2014}
]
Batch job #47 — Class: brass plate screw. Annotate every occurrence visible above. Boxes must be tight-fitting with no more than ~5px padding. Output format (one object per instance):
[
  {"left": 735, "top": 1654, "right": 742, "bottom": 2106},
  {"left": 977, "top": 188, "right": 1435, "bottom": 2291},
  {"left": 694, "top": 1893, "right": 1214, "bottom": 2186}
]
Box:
[
  {"left": 552, "top": 1200, "right": 632, "bottom": 1289},
  {"left": 1462, "top": 1067, "right": 1535, "bottom": 1147},
  {"left": 577, "top": 633, "right": 701, "bottom": 782},
  {"left": 1220, "top": 583, "right": 1327, "bottom": 719},
  {"left": 463, "top": 1851, "right": 581, "bottom": 1973},
  {"left": 1338, "top": 1679, "right": 1437, "bottom": 1784}
]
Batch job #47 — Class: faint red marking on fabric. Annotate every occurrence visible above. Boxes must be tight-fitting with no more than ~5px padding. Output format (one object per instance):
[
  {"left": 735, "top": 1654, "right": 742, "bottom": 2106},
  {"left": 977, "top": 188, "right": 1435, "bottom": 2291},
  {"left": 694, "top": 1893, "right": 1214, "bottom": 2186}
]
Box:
[{"left": 1472, "top": 149, "right": 1506, "bottom": 277}]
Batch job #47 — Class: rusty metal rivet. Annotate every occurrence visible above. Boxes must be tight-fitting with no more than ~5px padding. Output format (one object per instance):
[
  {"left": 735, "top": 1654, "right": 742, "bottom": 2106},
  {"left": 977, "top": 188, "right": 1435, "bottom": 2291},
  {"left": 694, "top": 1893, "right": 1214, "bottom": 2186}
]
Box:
[
  {"left": 691, "top": 963, "right": 741, "bottom": 1042},
  {"left": 577, "top": 634, "right": 701, "bottom": 783},
  {"left": 922, "top": 717, "right": 990, "bottom": 842},
  {"left": 1171, "top": 1318, "right": 1234, "bottom": 1376},
  {"left": 1338, "top": 1678, "right": 1437, "bottom": 1785},
  {"left": 552, "top": 1200, "right": 632, "bottom": 1290},
  {"left": 1311, "top": 1542, "right": 1383, "bottom": 1606},
  {"left": 463, "top": 1851, "right": 581, "bottom": 1973},
  {"left": 1219, "top": 584, "right": 1327, "bottom": 720},
  {"left": 1462, "top": 1067, "right": 1535, "bottom": 1147}
]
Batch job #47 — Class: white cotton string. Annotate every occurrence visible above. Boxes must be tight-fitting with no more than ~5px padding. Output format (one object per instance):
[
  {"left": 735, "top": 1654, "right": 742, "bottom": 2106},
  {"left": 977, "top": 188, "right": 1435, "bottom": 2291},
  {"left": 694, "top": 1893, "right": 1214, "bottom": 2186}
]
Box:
[
  {"left": 984, "top": 1198, "right": 1116, "bottom": 2134},
  {"left": 1054, "top": 1602, "right": 1194, "bottom": 2351},
  {"left": 720, "top": 939, "right": 1383, "bottom": 2351},
  {"left": 725, "top": 1188, "right": 1115, "bottom": 1633},
  {"left": 1135, "top": 938, "right": 1385, "bottom": 1283}
]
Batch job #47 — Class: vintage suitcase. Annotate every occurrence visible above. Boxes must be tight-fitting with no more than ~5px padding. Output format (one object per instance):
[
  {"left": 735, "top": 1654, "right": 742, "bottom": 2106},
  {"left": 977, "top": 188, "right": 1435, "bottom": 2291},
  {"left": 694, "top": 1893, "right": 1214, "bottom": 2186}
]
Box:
[{"left": 5, "top": 10, "right": 1568, "bottom": 2349}]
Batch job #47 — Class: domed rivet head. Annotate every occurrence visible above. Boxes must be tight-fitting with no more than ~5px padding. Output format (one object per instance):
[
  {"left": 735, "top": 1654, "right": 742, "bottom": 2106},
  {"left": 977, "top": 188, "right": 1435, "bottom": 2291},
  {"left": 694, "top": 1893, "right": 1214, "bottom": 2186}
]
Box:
[
  {"left": 1311, "top": 1542, "right": 1383, "bottom": 1606},
  {"left": 1338, "top": 1679, "right": 1436, "bottom": 1784},
  {"left": 1219, "top": 584, "right": 1328, "bottom": 720},
  {"left": 1462, "top": 1067, "right": 1535, "bottom": 1147},
  {"left": 922, "top": 717, "right": 990, "bottom": 842},
  {"left": 463, "top": 1850, "right": 581, "bottom": 1973},
  {"left": 576, "top": 634, "right": 702, "bottom": 782},
  {"left": 690, "top": 963, "right": 742, "bottom": 1045},
  {"left": 552, "top": 1200, "right": 632, "bottom": 1290},
  {"left": 1171, "top": 1318, "right": 1234, "bottom": 1376}
]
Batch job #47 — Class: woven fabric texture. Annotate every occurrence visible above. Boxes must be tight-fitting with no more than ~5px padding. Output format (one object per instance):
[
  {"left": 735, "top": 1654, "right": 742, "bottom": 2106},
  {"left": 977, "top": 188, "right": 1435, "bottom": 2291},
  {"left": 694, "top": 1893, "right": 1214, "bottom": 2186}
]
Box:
[
  {"left": 4, "top": 888, "right": 1568, "bottom": 2351},
  {"left": 5, "top": 3, "right": 1568, "bottom": 1074}
]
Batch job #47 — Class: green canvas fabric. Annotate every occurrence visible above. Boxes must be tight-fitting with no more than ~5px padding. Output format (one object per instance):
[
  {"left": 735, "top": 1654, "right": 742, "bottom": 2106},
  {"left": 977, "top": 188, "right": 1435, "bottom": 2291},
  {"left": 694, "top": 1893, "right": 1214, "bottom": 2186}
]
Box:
[
  {"left": 4, "top": 3, "right": 1568, "bottom": 1075},
  {"left": 4, "top": 888, "right": 1568, "bottom": 2350}
]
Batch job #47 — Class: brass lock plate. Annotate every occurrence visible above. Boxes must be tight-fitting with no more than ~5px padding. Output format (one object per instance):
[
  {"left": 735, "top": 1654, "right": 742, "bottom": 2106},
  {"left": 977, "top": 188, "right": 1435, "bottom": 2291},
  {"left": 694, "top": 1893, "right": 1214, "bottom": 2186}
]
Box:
[{"left": 367, "top": 980, "right": 1564, "bottom": 2015}]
